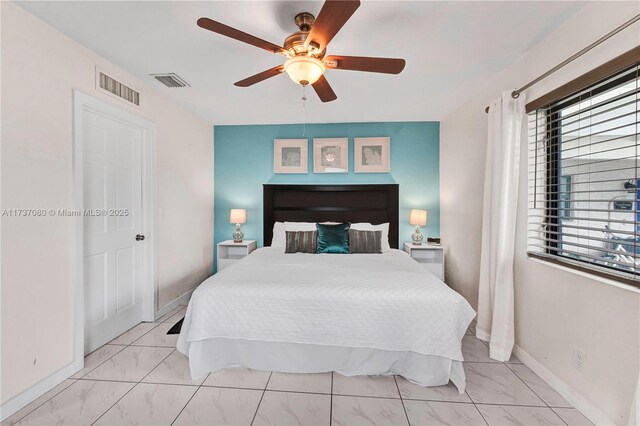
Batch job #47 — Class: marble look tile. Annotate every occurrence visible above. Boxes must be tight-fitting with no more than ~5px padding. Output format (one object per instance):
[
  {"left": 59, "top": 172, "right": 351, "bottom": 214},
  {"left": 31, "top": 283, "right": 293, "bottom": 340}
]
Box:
[
  {"left": 404, "top": 400, "right": 486, "bottom": 426},
  {"left": 332, "top": 374, "right": 400, "bottom": 398},
  {"left": 163, "top": 307, "right": 187, "bottom": 324},
  {"left": 84, "top": 346, "right": 173, "bottom": 382},
  {"left": 155, "top": 306, "right": 184, "bottom": 323},
  {"left": 476, "top": 339, "right": 521, "bottom": 363},
  {"left": 1, "top": 380, "right": 77, "bottom": 426},
  {"left": 71, "top": 345, "right": 125, "bottom": 379},
  {"left": 203, "top": 367, "right": 271, "bottom": 390},
  {"left": 142, "top": 350, "right": 205, "bottom": 386},
  {"left": 253, "top": 391, "right": 331, "bottom": 426},
  {"left": 395, "top": 377, "right": 471, "bottom": 403},
  {"left": 476, "top": 405, "right": 565, "bottom": 426},
  {"left": 267, "top": 372, "right": 332, "bottom": 394},
  {"left": 507, "top": 364, "right": 571, "bottom": 408},
  {"left": 109, "top": 322, "right": 159, "bottom": 345},
  {"left": 173, "top": 386, "right": 263, "bottom": 426},
  {"left": 462, "top": 336, "right": 498, "bottom": 363},
  {"left": 131, "top": 322, "right": 178, "bottom": 347},
  {"left": 94, "top": 383, "right": 196, "bottom": 425},
  {"left": 505, "top": 354, "right": 523, "bottom": 364},
  {"left": 16, "top": 380, "right": 134, "bottom": 426},
  {"left": 331, "top": 395, "right": 408, "bottom": 426},
  {"left": 465, "top": 363, "right": 545, "bottom": 406},
  {"left": 551, "top": 408, "right": 593, "bottom": 425}
]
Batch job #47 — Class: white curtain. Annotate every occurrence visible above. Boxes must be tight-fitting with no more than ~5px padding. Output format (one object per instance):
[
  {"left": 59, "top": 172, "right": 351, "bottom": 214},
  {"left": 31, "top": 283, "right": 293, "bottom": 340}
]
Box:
[{"left": 476, "top": 90, "right": 526, "bottom": 361}]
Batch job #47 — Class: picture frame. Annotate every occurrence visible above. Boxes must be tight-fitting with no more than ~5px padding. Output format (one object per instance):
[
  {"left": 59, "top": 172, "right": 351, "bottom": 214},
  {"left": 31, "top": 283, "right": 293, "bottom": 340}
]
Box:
[
  {"left": 354, "top": 137, "right": 391, "bottom": 173},
  {"left": 313, "top": 138, "right": 348, "bottom": 173},
  {"left": 274, "top": 139, "right": 308, "bottom": 174}
]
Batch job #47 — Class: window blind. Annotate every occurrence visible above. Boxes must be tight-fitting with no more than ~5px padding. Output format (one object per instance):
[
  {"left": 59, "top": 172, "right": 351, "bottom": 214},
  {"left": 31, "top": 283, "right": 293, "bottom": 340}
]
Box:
[{"left": 528, "top": 64, "right": 639, "bottom": 285}]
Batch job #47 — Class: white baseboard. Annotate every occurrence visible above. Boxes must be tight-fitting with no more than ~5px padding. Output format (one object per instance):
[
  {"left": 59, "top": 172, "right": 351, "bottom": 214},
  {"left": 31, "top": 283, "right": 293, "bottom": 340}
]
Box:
[
  {"left": 512, "top": 345, "right": 614, "bottom": 426},
  {"left": 154, "top": 290, "right": 193, "bottom": 321},
  {"left": 0, "top": 361, "right": 78, "bottom": 422}
]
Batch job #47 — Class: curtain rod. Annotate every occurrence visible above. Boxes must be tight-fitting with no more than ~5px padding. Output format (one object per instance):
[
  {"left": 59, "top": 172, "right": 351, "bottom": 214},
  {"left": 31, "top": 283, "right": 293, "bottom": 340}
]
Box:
[{"left": 484, "top": 14, "right": 640, "bottom": 113}]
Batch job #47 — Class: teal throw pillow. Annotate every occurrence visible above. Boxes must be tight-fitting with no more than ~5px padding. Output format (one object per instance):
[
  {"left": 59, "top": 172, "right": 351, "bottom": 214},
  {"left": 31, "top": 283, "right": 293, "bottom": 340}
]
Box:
[{"left": 316, "top": 223, "right": 350, "bottom": 254}]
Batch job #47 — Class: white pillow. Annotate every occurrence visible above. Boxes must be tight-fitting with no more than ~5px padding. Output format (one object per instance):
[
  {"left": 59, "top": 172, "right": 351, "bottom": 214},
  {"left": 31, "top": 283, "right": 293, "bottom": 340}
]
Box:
[
  {"left": 284, "top": 221, "right": 341, "bottom": 232},
  {"left": 271, "top": 222, "right": 286, "bottom": 248},
  {"left": 284, "top": 221, "right": 317, "bottom": 232},
  {"left": 351, "top": 222, "right": 391, "bottom": 250}
]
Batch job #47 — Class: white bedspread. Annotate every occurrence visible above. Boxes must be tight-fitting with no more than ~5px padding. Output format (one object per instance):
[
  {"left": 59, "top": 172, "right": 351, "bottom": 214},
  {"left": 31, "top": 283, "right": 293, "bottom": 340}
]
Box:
[{"left": 178, "top": 248, "right": 475, "bottom": 361}]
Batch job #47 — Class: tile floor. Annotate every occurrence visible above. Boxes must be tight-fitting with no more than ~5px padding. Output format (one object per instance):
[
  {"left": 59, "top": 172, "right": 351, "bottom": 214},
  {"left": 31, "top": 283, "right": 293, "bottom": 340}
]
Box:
[{"left": 3, "top": 306, "right": 593, "bottom": 426}]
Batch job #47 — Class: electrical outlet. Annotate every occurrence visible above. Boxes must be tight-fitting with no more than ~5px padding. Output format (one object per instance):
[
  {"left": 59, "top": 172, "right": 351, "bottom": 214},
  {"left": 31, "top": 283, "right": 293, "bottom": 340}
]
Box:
[{"left": 574, "top": 348, "right": 586, "bottom": 374}]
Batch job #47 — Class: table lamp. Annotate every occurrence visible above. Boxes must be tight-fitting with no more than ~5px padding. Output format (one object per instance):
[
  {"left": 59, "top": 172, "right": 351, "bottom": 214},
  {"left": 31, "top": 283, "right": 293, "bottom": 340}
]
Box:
[
  {"left": 230, "top": 209, "right": 246, "bottom": 243},
  {"left": 409, "top": 209, "right": 427, "bottom": 245}
]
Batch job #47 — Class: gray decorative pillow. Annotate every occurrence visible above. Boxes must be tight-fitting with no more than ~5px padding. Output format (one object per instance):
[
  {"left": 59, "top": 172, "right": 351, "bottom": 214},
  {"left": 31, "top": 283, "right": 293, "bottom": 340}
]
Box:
[
  {"left": 285, "top": 231, "right": 317, "bottom": 254},
  {"left": 349, "top": 229, "right": 382, "bottom": 254}
]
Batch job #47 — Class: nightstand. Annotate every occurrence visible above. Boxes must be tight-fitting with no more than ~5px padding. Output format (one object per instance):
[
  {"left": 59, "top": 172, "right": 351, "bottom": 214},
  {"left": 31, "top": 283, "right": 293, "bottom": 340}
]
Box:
[
  {"left": 217, "top": 240, "right": 257, "bottom": 272},
  {"left": 403, "top": 242, "right": 445, "bottom": 281}
]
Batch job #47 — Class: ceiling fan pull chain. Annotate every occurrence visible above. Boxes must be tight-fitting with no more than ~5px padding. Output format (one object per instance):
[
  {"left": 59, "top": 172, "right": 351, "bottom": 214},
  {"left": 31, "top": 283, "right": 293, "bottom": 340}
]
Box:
[{"left": 302, "top": 85, "right": 307, "bottom": 136}]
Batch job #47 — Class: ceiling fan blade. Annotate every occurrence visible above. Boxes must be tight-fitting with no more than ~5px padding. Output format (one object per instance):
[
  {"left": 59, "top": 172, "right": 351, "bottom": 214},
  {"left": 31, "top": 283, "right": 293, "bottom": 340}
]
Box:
[
  {"left": 234, "top": 65, "right": 285, "bottom": 87},
  {"left": 325, "top": 55, "right": 406, "bottom": 74},
  {"left": 197, "top": 17, "right": 287, "bottom": 55},
  {"left": 311, "top": 75, "right": 337, "bottom": 102},
  {"left": 304, "top": 1, "right": 360, "bottom": 52}
]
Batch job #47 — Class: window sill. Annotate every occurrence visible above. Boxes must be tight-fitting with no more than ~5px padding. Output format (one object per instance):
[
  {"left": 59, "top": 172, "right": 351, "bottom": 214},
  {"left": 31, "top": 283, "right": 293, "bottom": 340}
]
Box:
[{"left": 527, "top": 256, "right": 640, "bottom": 294}]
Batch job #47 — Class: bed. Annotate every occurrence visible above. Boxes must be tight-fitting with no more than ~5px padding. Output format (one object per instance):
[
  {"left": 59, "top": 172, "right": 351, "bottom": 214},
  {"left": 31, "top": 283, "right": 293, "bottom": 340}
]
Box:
[{"left": 177, "top": 184, "right": 475, "bottom": 392}]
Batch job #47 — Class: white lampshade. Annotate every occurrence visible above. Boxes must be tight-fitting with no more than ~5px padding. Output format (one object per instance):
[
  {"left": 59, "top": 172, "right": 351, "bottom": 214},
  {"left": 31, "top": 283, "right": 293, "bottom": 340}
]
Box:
[
  {"left": 283, "top": 56, "right": 326, "bottom": 86},
  {"left": 409, "top": 209, "right": 427, "bottom": 226},
  {"left": 229, "top": 209, "right": 246, "bottom": 224}
]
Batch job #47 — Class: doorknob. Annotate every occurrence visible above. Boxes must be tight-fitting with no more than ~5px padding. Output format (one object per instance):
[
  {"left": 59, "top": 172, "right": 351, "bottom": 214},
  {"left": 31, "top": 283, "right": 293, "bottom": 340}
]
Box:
[{"left": 136, "top": 234, "right": 145, "bottom": 241}]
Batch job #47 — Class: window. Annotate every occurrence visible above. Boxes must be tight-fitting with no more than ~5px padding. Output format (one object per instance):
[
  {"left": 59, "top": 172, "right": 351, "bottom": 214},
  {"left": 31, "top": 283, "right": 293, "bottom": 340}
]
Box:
[
  {"left": 528, "top": 63, "right": 639, "bottom": 285},
  {"left": 558, "top": 175, "right": 573, "bottom": 220}
]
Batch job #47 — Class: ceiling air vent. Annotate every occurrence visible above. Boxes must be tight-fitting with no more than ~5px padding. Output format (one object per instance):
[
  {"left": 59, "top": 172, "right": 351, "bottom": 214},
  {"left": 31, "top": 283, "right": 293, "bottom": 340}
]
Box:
[
  {"left": 97, "top": 71, "right": 140, "bottom": 106},
  {"left": 151, "top": 73, "right": 190, "bottom": 88}
]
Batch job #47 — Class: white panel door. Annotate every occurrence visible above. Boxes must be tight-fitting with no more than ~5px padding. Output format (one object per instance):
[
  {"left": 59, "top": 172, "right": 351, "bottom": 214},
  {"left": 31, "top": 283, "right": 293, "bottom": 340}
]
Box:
[{"left": 83, "top": 109, "right": 144, "bottom": 353}]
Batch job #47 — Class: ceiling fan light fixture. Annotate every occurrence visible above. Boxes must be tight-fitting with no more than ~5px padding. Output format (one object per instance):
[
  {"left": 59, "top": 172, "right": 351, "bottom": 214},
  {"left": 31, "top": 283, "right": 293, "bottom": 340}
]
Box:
[{"left": 283, "top": 56, "right": 326, "bottom": 86}]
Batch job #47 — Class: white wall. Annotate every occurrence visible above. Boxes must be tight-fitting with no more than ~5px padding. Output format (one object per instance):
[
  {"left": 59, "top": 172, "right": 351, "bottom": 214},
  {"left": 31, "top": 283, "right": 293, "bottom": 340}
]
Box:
[
  {"left": 441, "top": 2, "right": 640, "bottom": 424},
  {"left": 1, "top": 1, "right": 213, "bottom": 405}
]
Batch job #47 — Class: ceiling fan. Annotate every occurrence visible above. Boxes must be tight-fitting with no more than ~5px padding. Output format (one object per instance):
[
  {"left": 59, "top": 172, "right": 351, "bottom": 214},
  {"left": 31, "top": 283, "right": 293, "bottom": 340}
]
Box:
[{"left": 197, "top": 0, "right": 406, "bottom": 103}]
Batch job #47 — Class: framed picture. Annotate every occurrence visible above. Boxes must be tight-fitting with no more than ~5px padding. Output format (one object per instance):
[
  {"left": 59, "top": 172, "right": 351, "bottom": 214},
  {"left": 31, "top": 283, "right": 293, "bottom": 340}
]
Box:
[
  {"left": 354, "top": 137, "right": 390, "bottom": 173},
  {"left": 313, "top": 138, "right": 348, "bottom": 173},
  {"left": 274, "top": 139, "right": 308, "bottom": 174}
]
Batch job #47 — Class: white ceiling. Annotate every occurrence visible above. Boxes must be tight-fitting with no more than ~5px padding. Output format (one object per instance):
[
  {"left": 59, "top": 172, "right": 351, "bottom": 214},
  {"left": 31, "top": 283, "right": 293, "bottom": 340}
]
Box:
[{"left": 17, "top": 1, "right": 584, "bottom": 125}]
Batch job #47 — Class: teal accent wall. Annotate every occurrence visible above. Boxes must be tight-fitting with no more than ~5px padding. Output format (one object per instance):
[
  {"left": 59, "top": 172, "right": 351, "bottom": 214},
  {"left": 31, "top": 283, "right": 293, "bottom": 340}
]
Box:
[{"left": 214, "top": 121, "right": 439, "bottom": 270}]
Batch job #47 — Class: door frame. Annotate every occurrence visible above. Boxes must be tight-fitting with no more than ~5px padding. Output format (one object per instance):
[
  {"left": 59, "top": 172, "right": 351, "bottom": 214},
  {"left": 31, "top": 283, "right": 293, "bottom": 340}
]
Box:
[{"left": 72, "top": 90, "right": 157, "bottom": 369}]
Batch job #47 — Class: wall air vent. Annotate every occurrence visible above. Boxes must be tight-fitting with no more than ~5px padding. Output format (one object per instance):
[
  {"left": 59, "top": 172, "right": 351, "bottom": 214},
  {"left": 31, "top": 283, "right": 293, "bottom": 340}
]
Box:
[
  {"left": 96, "top": 70, "right": 140, "bottom": 106},
  {"left": 151, "top": 73, "right": 191, "bottom": 88}
]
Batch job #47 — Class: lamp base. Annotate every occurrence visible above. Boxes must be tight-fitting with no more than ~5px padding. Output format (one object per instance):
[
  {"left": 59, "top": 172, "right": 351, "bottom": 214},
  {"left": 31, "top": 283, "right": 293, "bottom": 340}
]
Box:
[
  {"left": 411, "top": 226, "right": 424, "bottom": 245},
  {"left": 233, "top": 223, "right": 244, "bottom": 244}
]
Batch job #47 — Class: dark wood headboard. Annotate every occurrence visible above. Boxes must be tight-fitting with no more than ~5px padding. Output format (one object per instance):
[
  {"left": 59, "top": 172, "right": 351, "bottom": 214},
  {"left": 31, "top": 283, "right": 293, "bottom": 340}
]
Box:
[{"left": 263, "top": 184, "right": 399, "bottom": 249}]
